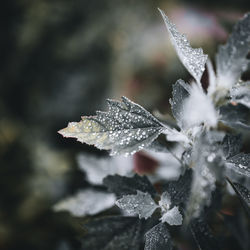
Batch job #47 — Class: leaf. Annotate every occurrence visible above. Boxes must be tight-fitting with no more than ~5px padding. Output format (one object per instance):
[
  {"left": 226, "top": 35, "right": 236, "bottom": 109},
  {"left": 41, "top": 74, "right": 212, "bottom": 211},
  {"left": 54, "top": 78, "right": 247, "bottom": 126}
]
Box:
[
  {"left": 115, "top": 191, "right": 158, "bottom": 219},
  {"left": 81, "top": 216, "right": 143, "bottom": 250},
  {"left": 159, "top": 9, "right": 207, "bottom": 83},
  {"left": 230, "top": 81, "right": 250, "bottom": 108},
  {"left": 186, "top": 133, "right": 224, "bottom": 219},
  {"left": 162, "top": 169, "right": 193, "bottom": 207},
  {"left": 59, "top": 96, "right": 165, "bottom": 156},
  {"left": 53, "top": 189, "right": 116, "bottom": 217},
  {"left": 169, "top": 79, "right": 190, "bottom": 128},
  {"left": 160, "top": 206, "right": 183, "bottom": 226},
  {"left": 144, "top": 223, "right": 173, "bottom": 250},
  {"left": 219, "top": 104, "right": 250, "bottom": 130},
  {"left": 227, "top": 179, "right": 250, "bottom": 209},
  {"left": 190, "top": 218, "right": 221, "bottom": 250},
  {"left": 221, "top": 134, "right": 242, "bottom": 159},
  {"left": 77, "top": 154, "right": 133, "bottom": 185},
  {"left": 103, "top": 174, "right": 157, "bottom": 199},
  {"left": 216, "top": 13, "right": 250, "bottom": 90},
  {"left": 223, "top": 213, "right": 250, "bottom": 250},
  {"left": 226, "top": 153, "right": 250, "bottom": 178}
]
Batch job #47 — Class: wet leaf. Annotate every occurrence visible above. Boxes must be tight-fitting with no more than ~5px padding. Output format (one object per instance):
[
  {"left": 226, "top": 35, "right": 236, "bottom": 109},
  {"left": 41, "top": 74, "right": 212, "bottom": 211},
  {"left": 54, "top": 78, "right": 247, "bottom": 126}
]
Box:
[
  {"left": 216, "top": 13, "right": 250, "bottom": 90},
  {"left": 59, "top": 96, "right": 165, "bottom": 155},
  {"left": 53, "top": 189, "right": 116, "bottom": 217},
  {"left": 144, "top": 223, "right": 172, "bottom": 250},
  {"left": 159, "top": 9, "right": 207, "bottom": 83},
  {"left": 115, "top": 191, "right": 158, "bottom": 219},
  {"left": 103, "top": 174, "right": 157, "bottom": 199},
  {"left": 81, "top": 216, "right": 143, "bottom": 250}
]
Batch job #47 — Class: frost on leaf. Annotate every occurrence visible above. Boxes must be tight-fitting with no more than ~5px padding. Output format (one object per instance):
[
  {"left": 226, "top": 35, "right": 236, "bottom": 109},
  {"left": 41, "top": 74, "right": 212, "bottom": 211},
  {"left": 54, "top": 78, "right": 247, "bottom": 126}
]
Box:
[
  {"left": 59, "top": 96, "right": 165, "bottom": 156},
  {"left": 170, "top": 79, "right": 190, "bottom": 128},
  {"left": 227, "top": 180, "right": 250, "bottom": 209},
  {"left": 159, "top": 9, "right": 207, "bottom": 83},
  {"left": 81, "top": 216, "right": 143, "bottom": 250},
  {"left": 103, "top": 174, "right": 157, "bottom": 199},
  {"left": 160, "top": 206, "right": 183, "bottom": 226},
  {"left": 115, "top": 191, "right": 158, "bottom": 219},
  {"left": 219, "top": 104, "right": 250, "bottom": 130},
  {"left": 216, "top": 13, "right": 250, "bottom": 90},
  {"left": 225, "top": 153, "right": 250, "bottom": 179},
  {"left": 221, "top": 134, "right": 242, "bottom": 159},
  {"left": 53, "top": 189, "right": 116, "bottom": 217},
  {"left": 230, "top": 81, "right": 250, "bottom": 108},
  {"left": 77, "top": 154, "right": 133, "bottom": 185},
  {"left": 144, "top": 223, "right": 173, "bottom": 250},
  {"left": 190, "top": 218, "right": 220, "bottom": 250},
  {"left": 162, "top": 169, "right": 193, "bottom": 207},
  {"left": 186, "top": 133, "right": 224, "bottom": 219}
]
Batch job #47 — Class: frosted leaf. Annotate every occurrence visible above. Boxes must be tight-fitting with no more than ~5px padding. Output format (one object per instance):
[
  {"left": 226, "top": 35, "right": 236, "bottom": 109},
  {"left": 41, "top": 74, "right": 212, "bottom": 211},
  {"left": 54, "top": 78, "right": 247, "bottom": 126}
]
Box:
[
  {"left": 81, "top": 216, "right": 142, "bottom": 250},
  {"left": 59, "top": 96, "right": 165, "bottom": 156},
  {"left": 221, "top": 134, "right": 242, "bottom": 159},
  {"left": 226, "top": 153, "right": 250, "bottom": 178},
  {"left": 144, "top": 223, "right": 173, "bottom": 250},
  {"left": 216, "top": 13, "right": 250, "bottom": 90},
  {"left": 163, "top": 169, "right": 193, "bottom": 206},
  {"left": 115, "top": 190, "right": 158, "bottom": 219},
  {"left": 160, "top": 206, "right": 183, "bottom": 226},
  {"left": 53, "top": 189, "right": 116, "bottom": 217},
  {"left": 182, "top": 84, "right": 218, "bottom": 129},
  {"left": 159, "top": 192, "right": 172, "bottom": 211},
  {"left": 190, "top": 218, "right": 221, "bottom": 250},
  {"left": 170, "top": 79, "right": 190, "bottom": 128},
  {"left": 219, "top": 104, "right": 250, "bottom": 130},
  {"left": 227, "top": 181, "right": 250, "bottom": 207},
  {"left": 186, "top": 133, "right": 224, "bottom": 219},
  {"left": 230, "top": 81, "right": 250, "bottom": 108},
  {"left": 103, "top": 174, "right": 157, "bottom": 199},
  {"left": 77, "top": 154, "right": 133, "bottom": 185},
  {"left": 159, "top": 9, "right": 207, "bottom": 83}
]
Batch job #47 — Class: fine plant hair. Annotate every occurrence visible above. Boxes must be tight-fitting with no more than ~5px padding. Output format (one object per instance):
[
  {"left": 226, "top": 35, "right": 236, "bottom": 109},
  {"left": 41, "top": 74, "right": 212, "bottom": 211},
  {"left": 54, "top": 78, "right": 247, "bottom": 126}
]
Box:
[{"left": 56, "top": 9, "right": 250, "bottom": 250}]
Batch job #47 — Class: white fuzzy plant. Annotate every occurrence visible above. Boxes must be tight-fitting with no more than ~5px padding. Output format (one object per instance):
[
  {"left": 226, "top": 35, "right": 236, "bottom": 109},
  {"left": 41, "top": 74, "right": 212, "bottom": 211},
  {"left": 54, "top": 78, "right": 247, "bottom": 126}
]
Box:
[{"left": 56, "top": 9, "right": 250, "bottom": 250}]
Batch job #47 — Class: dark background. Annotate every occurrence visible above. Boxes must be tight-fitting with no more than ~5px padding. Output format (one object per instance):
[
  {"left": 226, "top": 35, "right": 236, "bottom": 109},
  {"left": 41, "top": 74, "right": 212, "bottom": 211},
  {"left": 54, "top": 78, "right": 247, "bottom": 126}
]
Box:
[{"left": 0, "top": 1, "right": 249, "bottom": 249}]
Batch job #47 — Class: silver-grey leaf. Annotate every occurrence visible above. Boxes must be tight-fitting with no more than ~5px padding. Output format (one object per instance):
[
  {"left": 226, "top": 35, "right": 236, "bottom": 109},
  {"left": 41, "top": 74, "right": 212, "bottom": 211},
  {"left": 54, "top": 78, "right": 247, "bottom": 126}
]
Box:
[
  {"left": 144, "top": 223, "right": 173, "bottom": 250},
  {"left": 59, "top": 96, "right": 165, "bottom": 156},
  {"left": 186, "top": 133, "right": 224, "bottom": 219},
  {"left": 115, "top": 190, "right": 158, "bottom": 219},
  {"left": 226, "top": 153, "right": 250, "bottom": 178},
  {"left": 160, "top": 206, "right": 183, "bottom": 226},
  {"left": 230, "top": 81, "right": 250, "bottom": 108},
  {"left": 53, "top": 189, "right": 116, "bottom": 217},
  {"left": 169, "top": 79, "right": 190, "bottom": 129},
  {"left": 159, "top": 9, "right": 207, "bottom": 83},
  {"left": 216, "top": 13, "right": 250, "bottom": 89}
]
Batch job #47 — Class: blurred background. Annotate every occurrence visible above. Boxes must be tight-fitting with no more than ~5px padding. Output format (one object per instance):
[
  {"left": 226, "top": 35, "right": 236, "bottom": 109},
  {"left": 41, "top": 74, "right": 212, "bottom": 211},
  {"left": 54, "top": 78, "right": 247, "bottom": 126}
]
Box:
[{"left": 0, "top": 0, "right": 250, "bottom": 249}]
